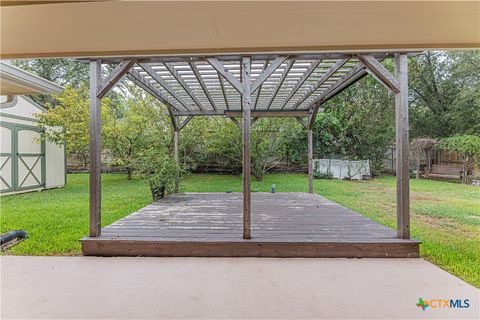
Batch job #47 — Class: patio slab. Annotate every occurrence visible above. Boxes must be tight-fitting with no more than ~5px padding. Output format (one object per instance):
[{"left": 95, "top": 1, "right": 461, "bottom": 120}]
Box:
[{"left": 1, "top": 256, "right": 478, "bottom": 319}]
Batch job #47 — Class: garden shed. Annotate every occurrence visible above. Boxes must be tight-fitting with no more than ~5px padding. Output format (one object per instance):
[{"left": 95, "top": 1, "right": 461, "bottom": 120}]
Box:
[{"left": 0, "top": 62, "right": 64, "bottom": 195}]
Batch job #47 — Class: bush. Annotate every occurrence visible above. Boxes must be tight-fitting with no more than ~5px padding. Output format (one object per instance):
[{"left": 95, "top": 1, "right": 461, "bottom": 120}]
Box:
[
  {"left": 134, "top": 148, "right": 178, "bottom": 201},
  {"left": 314, "top": 171, "right": 334, "bottom": 180}
]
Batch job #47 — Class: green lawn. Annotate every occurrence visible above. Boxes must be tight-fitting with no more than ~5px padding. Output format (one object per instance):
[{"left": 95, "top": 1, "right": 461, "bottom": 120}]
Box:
[{"left": 1, "top": 173, "right": 479, "bottom": 287}]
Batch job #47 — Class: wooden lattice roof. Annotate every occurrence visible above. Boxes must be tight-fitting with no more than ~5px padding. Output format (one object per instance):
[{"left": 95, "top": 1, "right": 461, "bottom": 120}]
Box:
[{"left": 112, "top": 53, "right": 393, "bottom": 117}]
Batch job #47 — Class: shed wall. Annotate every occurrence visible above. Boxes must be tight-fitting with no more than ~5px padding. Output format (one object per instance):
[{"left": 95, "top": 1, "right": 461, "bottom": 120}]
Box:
[{"left": 0, "top": 96, "right": 65, "bottom": 195}]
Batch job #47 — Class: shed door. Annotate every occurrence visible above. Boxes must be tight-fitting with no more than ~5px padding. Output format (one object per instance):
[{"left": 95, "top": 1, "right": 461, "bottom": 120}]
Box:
[
  {"left": 0, "top": 124, "right": 14, "bottom": 192},
  {"left": 0, "top": 123, "right": 45, "bottom": 193}
]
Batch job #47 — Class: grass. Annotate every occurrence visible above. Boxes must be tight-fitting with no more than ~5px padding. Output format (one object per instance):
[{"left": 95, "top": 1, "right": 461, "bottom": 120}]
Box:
[
  {"left": 1, "top": 173, "right": 479, "bottom": 287},
  {"left": 0, "top": 174, "right": 151, "bottom": 255}
]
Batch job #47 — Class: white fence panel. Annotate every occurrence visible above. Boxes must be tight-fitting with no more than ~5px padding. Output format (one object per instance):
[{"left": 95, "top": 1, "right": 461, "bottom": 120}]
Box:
[{"left": 313, "top": 159, "right": 370, "bottom": 180}]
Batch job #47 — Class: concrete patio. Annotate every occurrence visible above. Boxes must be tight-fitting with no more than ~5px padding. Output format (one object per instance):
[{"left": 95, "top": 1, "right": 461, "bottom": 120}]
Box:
[{"left": 1, "top": 256, "right": 478, "bottom": 319}]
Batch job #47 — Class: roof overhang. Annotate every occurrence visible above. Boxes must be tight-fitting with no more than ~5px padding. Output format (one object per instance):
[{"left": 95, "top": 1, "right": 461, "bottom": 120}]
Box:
[
  {"left": 0, "top": 62, "right": 63, "bottom": 95},
  {"left": 1, "top": 1, "right": 478, "bottom": 59}
]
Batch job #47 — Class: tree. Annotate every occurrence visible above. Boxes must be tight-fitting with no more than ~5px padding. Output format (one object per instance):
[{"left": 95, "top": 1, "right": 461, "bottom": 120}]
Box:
[
  {"left": 318, "top": 74, "right": 396, "bottom": 175},
  {"left": 409, "top": 51, "right": 480, "bottom": 138},
  {"left": 12, "top": 58, "right": 89, "bottom": 106},
  {"left": 105, "top": 85, "right": 172, "bottom": 179},
  {"left": 205, "top": 118, "right": 288, "bottom": 181},
  {"left": 179, "top": 116, "right": 215, "bottom": 171},
  {"left": 437, "top": 135, "right": 480, "bottom": 183},
  {"left": 250, "top": 118, "right": 287, "bottom": 181},
  {"left": 36, "top": 84, "right": 113, "bottom": 167}
]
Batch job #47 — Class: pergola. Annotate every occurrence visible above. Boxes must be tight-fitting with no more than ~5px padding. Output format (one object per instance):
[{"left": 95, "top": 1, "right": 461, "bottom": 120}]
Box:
[
  {"left": 2, "top": 0, "right": 477, "bottom": 256},
  {"left": 88, "top": 52, "right": 410, "bottom": 240}
]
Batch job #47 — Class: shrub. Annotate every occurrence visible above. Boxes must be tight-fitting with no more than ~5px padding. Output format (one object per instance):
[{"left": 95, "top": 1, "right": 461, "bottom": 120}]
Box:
[
  {"left": 134, "top": 148, "right": 178, "bottom": 201},
  {"left": 314, "top": 171, "right": 334, "bottom": 180}
]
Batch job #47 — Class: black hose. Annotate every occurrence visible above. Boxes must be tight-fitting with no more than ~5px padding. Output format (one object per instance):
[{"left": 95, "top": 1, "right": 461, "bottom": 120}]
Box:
[{"left": 0, "top": 230, "right": 27, "bottom": 246}]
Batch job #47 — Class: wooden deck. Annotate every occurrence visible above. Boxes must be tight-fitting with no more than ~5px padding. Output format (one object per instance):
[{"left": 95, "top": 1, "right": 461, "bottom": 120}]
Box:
[{"left": 82, "top": 193, "right": 420, "bottom": 258}]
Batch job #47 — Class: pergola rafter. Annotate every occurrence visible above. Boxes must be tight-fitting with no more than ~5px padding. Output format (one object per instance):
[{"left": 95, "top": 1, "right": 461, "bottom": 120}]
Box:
[
  {"left": 138, "top": 63, "right": 193, "bottom": 111},
  {"left": 188, "top": 60, "right": 218, "bottom": 111},
  {"left": 281, "top": 59, "right": 322, "bottom": 110},
  {"left": 292, "top": 58, "right": 349, "bottom": 110},
  {"left": 96, "top": 53, "right": 396, "bottom": 118},
  {"left": 87, "top": 51, "right": 412, "bottom": 241},
  {"left": 251, "top": 56, "right": 288, "bottom": 94},
  {"left": 253, "top": 60, "right": 270, "bottom": 110},
  {"left": 126, "top": 69, "right": 179, "bottom": 130},
  {"left": 163, "top": 63, "right": 207, "bottom": 111},
  {"left": 265, "top": 59, "right": 295, "bottom": 110}
]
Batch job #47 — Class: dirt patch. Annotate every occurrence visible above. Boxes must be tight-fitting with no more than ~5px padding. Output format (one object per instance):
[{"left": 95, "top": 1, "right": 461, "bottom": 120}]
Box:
[
  {"left": 411, "top": 193, "right": 443, "bottom": 203},
  {"left": 413, "top": 214, "right": 479, "bottom": 239}
]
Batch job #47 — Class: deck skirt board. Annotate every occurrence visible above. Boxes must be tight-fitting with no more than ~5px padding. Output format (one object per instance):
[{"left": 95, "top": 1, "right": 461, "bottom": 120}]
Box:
[{"left": 82, "top": 192, "right": 419, "bottom": 258}]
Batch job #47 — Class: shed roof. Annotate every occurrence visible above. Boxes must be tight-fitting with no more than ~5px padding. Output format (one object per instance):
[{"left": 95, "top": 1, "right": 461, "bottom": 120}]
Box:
[{"left": 0, "top": 62, "right": 63, "bottom": 95}]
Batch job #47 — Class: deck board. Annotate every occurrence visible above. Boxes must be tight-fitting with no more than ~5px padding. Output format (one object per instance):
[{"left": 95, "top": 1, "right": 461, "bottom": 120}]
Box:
[{"left": 82, "top": 193, "right": 419, "bottom": 257}]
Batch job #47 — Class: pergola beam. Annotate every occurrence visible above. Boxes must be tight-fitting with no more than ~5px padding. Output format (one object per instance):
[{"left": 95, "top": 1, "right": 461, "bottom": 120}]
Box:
[
  {"left": 295, "top": 117, "right": 308, "bottom": 129},
  {"left": 356, "top": 54, "right": 400, "bottom": 93},
  {"left": 226, "top": 110, "right": 311, "bottom": 118},
  {"left": 138, "top": 63, "right": 192, "bottom": 111},
  {"left": 311, "top": 56, "right": 387, "bottom": 108},
  {"left": 251, "top": 56, "right": 288, "bottom": 93},
  {"left": 306, "top": 62, "right": 366, "bottom": 129},
  {"left": 307, "top": 106, "right": 323, "bottom": 129},
  {"left": 305, "top": 60, "right": 371, "bottom": 121},
  {"left": 229, "top": 117, "right": 242, "bottom": 130},
  {"left": 92, "top": 52, "right": 398, "bottom": 65},
  {"left": 178, "top": 115, "right": 193, "bottom": 131},
  {"left": 253, "top": 60, "right": 270, "bottom": 110},
  {"left": 172, "top": 110, "right": 311, "bottom": 117},
  {"left": 218, "top": 72, "right": 230, "bottom": 110},
  {"left": 320, "top": 64, "right": 368, "bottom": 104},
  {"left": 97, "top": 59, "right": 136, "bottom": 98},
  {"left": 164, "top": 62, "right": 206, "bottom": 111},
  {"left": 206, "top": 58, "right": 242, "bottom": 93},
  {"left": 127, "top": 70, "right": 179, "bottom": 130},
  {"left": 293, "top": 59, "right": 349, "bottom": 110},
  {"left": 128, "top": 69, "right": 181, "bottom": 112}
]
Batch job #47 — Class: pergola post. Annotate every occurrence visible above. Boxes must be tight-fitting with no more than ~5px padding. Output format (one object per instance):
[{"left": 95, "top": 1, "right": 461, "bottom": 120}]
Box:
[
  {"left": 242, "top": 57, "right": 251, "bottom": 240},
  {"left": 394, "top": 53, "right": 410, "bottom": 239},
  {"left": 89, "top": 59, "right": 102, "bottom": 237},
  {"left": 307, "top": 123, "right": 314, "bottom": 194},
  {"left": 173, "top": 128, "right": 180, "bottom": 193}
]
